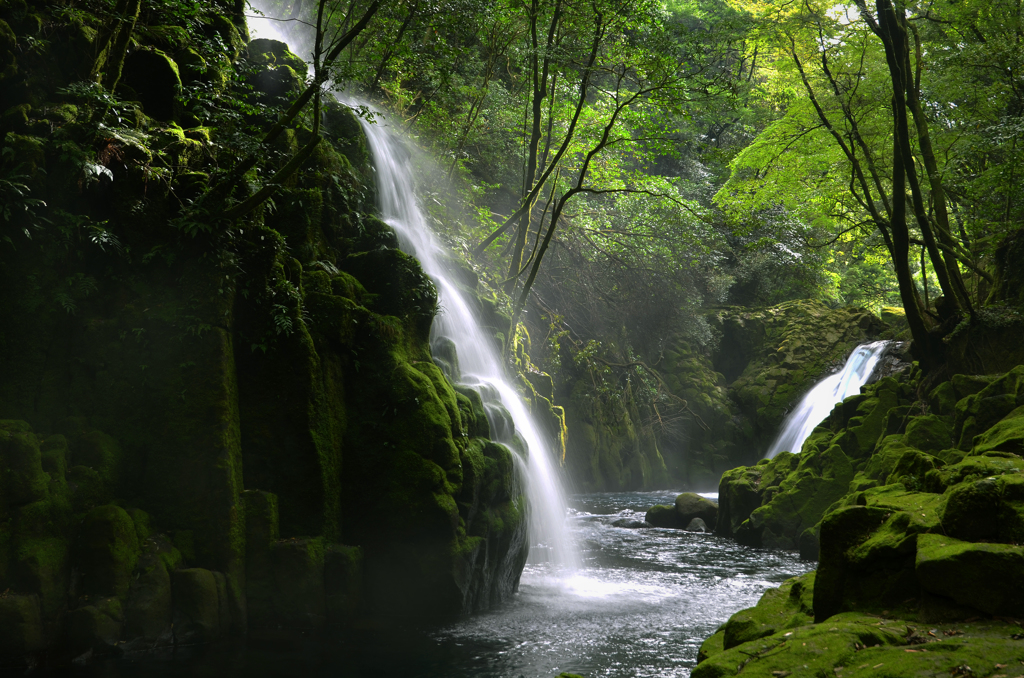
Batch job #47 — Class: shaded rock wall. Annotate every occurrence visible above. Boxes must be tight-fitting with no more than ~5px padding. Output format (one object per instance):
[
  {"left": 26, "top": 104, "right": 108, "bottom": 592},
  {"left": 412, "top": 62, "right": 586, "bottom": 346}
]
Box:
[
  {"left": 554, "top": 299, "right": 886, "bottom": 492},
  {"left": 697, "top": 365, "right": 1024, "bottom": 678},
  {"left": 0, "top": 0, "right": 529, "bottom": 666}
]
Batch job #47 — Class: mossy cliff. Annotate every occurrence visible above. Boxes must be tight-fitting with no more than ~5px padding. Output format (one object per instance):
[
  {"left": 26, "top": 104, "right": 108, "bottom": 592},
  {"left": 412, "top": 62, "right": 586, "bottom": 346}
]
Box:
[
  {"left": 553, "top": 300, "right": 885, "bottom": 492},
  {"left": 551, "top": 334, "right": 671, "bottom": 493},
  {"left": 700, "top": 364, "right": 1024, "bottom": 676},
  {"left": 0, "top": 0, "right": 526, "bottom": 665}
]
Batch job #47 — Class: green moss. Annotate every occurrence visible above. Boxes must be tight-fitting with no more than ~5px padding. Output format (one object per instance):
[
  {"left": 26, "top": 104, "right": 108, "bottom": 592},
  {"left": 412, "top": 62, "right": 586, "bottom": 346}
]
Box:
[
  {"left": 645, "top": 504, "right": 680, "bottom": 528},
  {"left": 324, "top": 543, "right": 362, "bottom": 623},
  {"left": 971, "top": 404, "right": 1024, "bottom": 455},
  {"left": 67, "top": 601, "right": 122, "bottom": 654},
  {"left": 693, "top": 610, "right": 1024, "bottom": 678},
  {"left": 939, "top": 472, "right": 1024, "bottom": 544},
  {"left": 721, "top": 572, "right": 815, "bottom": 650},
  {"left": 735, "top": 444, "right": 853, "bottom": 549},
  {"left": 13, "top": 536, "right": 68, "bottom": 616},
  {"left": 696, "top": 627, "right": 726, "bottom": 663},
  {"left": 78, "top": 504, "right": 140, "bottom": 598},
  {"left": 74, "top": 429, "right": 122, "bottom": 488},
  {"left": 0, "top": 594, "right": 44, "bottom": 656},
  {"left": 171, "top": 567, "right": 221, "bottom": 643},
  {"left": 916, "top": 533, "right": 1024, "bottom": 616}
]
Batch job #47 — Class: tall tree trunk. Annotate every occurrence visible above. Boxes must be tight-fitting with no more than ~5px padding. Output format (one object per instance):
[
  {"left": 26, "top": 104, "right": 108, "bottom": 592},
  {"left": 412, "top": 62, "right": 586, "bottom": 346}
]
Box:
[
  {"left": 906, "top": 23, "right": 973, "bottom": 311},
  {"left": 507, "top": 0, "right": 562, "bottom": 292},
  {"left": 867, "top": 0, "right": 941, "bottom": 368}
]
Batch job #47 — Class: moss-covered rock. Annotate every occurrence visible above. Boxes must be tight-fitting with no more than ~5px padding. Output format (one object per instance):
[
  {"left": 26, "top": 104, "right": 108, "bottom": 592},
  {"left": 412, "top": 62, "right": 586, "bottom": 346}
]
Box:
[
  {"left": 0, "top": 594, "right": 44, "bottom": 658},
  {"left": 694, "top": 610, "right": 1024, "bottom": 678},
  {"left": 77, "top": 504, "right": 140, "bottom": 599},
  {"left": 916, "top": 533, "right": 1024, "bottom": 616},
  {"left": 171, "top": 568, "right": 223, "bottom": 644},
  {"left": 121, "top": 48, "right": 182, "bottom": 121},
  {"left": 644, "top": 492, "right": 718, "bottom": 529},
  {"left": 67, "top": 598, "right": 123, "bottom": 655},
  {"left": 0, "top": 0, "right": 531, "bottom": 656},
  {"left": 123, "top": 535, "right": 174, "bottom": 645},
  {"left": 714, "top": 572, "right": 814, "bottom": 654}
]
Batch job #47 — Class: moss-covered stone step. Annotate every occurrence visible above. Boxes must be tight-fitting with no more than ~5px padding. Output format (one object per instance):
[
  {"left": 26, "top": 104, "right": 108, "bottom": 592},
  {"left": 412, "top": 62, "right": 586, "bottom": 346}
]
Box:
[{"left": 695, "top": 609, "right": 1024, "bottom": 678}]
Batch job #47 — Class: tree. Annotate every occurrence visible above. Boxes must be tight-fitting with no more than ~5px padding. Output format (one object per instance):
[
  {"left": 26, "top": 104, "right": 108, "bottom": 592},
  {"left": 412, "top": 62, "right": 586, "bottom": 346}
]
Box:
[{"left": 717, "top": 0, "right": 1023, "bottom": 370}]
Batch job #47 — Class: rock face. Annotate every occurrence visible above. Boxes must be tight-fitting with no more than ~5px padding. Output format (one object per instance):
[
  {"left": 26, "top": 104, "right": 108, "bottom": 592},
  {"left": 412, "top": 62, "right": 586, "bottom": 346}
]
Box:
[
  {"left": 0, "top": 1, "right": 533, "bottom": 664},
  {"left": 645, "top": 492, "right": 718, "bottom": 530},
  {"left": 717, "top": 365, "right": 1024, "bottom": 562},
  {"left": 698, "top": 364, "right": 1024, "bottom": 677},
  {"left": 557, "top": 300, "right": 886, "bottom": 491}
]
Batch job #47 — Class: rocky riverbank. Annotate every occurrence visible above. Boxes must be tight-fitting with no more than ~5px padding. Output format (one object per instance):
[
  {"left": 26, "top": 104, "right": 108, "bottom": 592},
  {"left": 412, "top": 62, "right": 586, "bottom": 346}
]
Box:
[{"left": 698, "top": 362, "right": 1024, "bottom": 676}]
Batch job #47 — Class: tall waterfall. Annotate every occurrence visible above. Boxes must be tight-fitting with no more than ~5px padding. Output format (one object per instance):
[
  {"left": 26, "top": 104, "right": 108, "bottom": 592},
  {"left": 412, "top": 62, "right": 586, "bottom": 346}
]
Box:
[
  {"left": 764, "top": 341, "right": 890, "bottom": 459},
  {"left": 353, "top": 104, "right": 579, "bottom": 570}
]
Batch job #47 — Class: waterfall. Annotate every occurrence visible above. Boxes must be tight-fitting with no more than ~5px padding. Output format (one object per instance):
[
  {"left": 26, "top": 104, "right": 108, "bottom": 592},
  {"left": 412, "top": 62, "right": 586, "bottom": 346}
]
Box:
[
  {"left": 352, "top": 103, "right": 579, "bottom": 571},
  {"left": 764, "top": 341, "right": 890, "bottom": 459}
]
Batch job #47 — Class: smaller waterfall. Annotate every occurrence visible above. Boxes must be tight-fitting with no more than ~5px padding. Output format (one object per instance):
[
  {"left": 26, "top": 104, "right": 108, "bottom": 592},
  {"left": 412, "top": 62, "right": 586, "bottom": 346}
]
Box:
[{"left": 764, "top": 341, "right": 890, "bottom": 459}]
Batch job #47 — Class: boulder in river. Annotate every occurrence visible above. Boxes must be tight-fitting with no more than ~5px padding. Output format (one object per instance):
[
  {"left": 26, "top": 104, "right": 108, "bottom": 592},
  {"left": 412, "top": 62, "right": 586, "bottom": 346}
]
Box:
[
  {"left": 685, "top": 518, "right": 708, "bottom": 532},
  {"left": 645, "top": 492, "right": 718, "bottom": 530},
  {"left": 611, "top": 518, "right": 650, "bottom": 529}
]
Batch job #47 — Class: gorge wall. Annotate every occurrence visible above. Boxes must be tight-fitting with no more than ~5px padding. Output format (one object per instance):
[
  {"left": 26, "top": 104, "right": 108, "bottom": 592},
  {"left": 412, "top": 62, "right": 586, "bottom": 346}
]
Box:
[
  {"left": 0, "top": 0, "right": 543, "bottom": 664},
  {"left": 552, "top": 300, "right": 888, "bottom": 492}
]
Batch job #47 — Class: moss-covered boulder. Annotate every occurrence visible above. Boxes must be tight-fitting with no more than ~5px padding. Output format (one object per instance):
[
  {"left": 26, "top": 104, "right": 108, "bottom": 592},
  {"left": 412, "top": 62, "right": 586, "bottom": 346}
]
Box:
[
  {"left": 698, "top": 571, "right": 814, "bottom": 661},
  {"left": 67, "top": 597, "right": 123, "bottom": 655},
  {"left": 77, "top": 504, "right": 140, "bottom": 599},
  {"left": 916, "top": 533, "right": 1024, "bottom": 616},
  {"left": 0, "top": 594, "right": 44, "bottom": 659},
  {"left": 644, "top": 492, "right": 718, "bottom": 529},
  {"left": 171, "top": 568, "right": 224, "bottom": 645}
]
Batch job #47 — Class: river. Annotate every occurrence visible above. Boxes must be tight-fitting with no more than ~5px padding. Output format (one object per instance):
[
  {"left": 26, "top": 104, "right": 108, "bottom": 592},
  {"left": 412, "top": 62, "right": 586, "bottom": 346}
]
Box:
[{"left": 82, "top": 491, "right": 811, "bottom": 678}]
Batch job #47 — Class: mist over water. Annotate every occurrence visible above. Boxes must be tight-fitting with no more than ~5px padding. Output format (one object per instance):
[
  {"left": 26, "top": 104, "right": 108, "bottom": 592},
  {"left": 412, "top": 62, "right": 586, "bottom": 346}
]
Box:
[{"left": 765, "top": 341, "right": 890, "bottom": 460}]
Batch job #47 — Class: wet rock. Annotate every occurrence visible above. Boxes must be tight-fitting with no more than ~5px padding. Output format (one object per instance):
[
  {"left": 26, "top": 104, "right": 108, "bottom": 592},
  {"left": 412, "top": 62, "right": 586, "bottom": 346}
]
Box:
[
  {"left": 611, "top": 518, "right": 650, "bottom": 528},
  {"left": 646, "top": 493, "right": 718, "bottom": 530},
  {"left": 645, "top": 504, "right": 683, "bottom": 528},
  {"left": 675, "top": 493, "right": 718, "bottom": 530},
  {"left": 684, "top": 517, "right": 708, "bottom": 532}
]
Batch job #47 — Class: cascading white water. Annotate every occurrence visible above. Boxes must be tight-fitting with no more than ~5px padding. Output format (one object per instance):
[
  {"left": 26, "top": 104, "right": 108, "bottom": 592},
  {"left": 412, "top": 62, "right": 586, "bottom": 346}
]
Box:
[
  {"left": 764, "top": 341, "right": 890, "bottom": 459},
  {"left": 352, "top": 104, "right": 579, "bottom": 570}
]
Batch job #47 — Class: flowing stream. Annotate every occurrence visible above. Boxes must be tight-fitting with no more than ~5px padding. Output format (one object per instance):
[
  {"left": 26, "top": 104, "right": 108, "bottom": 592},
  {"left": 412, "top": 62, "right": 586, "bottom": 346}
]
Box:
[{"left": 764, "top": 341, "right": 890, "bottom": 459}]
